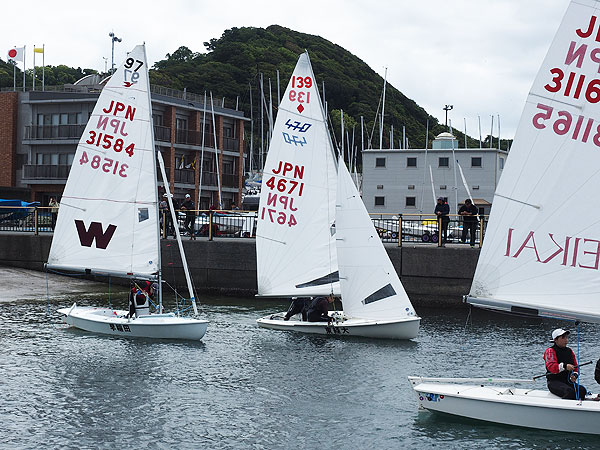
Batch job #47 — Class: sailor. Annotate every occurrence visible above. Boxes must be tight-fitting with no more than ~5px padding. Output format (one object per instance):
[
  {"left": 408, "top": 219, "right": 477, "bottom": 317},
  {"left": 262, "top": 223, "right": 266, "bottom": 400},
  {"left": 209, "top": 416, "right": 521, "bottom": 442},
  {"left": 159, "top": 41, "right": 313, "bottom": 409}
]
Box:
[
  {"left": 284, "top": 297, "right": 310, "bottom": 321},
  {"left": 128, "top": 281, "right": 152, "bottom": 318},
  {"left": 543, "top": 328, "right": 587, "bottom": 400},
  {"left": 306, "top": 295, "right": 335, "bottom": 323}
]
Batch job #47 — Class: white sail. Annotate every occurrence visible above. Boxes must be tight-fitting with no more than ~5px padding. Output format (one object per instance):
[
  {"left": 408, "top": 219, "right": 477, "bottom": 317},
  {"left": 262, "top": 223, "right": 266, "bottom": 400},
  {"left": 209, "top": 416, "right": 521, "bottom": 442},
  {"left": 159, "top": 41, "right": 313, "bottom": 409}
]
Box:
[
  {"left": 469, "top": 0, "right": 600, "bottom": 322},
  {"left": 256, "top": 52, "right": 339, "bottom": 297},
  {"left": 336, "top": 161, "right": 417, "bottom": 320},
  {"left": 48, "top": 45, "right": 159, "bottom": 279}
]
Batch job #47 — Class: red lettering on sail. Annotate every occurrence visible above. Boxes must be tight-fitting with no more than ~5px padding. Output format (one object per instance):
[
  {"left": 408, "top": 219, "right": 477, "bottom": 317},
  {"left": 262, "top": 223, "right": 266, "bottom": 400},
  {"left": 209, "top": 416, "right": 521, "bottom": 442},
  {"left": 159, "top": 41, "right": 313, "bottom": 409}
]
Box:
[
  {"left": 576, "top": 15, "right": 598, "bottom": 40},
  {"left": 540, "top": 234, "right": 570, "bottom": 265},
  {"left": 512, "top": 231, "right": 541, "bottom": 262},
  {"left": 579, "top": 238, "right": 600, "bottom": 269},
  {"left": 75, "top": 220, "right": 117, "bottom": 249}
]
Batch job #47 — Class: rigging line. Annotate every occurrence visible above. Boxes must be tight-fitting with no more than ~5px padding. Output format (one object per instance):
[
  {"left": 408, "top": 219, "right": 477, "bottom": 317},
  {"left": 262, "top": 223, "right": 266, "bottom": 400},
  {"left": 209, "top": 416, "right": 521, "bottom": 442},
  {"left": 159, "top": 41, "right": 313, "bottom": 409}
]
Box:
[{"left": 255, "top": 234, "right": 286, "bottom": 244}]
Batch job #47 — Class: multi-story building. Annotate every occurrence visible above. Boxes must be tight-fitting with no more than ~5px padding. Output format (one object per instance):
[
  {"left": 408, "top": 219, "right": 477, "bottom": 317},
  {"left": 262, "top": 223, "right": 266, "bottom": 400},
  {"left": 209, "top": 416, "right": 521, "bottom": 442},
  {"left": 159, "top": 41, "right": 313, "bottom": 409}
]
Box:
[
  {"left": 362, "top": 132, "right": 508, "bottom": 217},
  {"left": 0, "top": 75, "right": 248, "bottom": 209}
]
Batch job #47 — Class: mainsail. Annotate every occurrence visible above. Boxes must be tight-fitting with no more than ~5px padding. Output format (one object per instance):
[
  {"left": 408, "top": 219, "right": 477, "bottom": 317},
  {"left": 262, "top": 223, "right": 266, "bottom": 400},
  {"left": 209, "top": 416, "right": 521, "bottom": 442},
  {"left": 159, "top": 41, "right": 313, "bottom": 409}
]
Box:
[
  {"left": 468, "top": 0, "right": 600, "bottom": 322},
  {"left": 336, "top": 161, "right": 416, "bottom": 320},
  {"left": 256, "top": 52, "right": 340, "bottom": 297},
  {"left": 47, "top": 45, "right": 159, "bottom": 279}
]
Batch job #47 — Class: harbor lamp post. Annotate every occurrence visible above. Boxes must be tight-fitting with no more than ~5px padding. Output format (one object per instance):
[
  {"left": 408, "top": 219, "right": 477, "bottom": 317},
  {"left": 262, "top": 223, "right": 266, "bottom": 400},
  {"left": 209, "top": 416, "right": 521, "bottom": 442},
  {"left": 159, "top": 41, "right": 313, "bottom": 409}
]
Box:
[
  {"left": 109, "top": 32, "right": 122, "bottom": 74},
  {"left": 443, "top": 105, "right": 454, "bottom": 127},
  {"left": 443, "top": 105, "right": 453, "bottom": 128}
]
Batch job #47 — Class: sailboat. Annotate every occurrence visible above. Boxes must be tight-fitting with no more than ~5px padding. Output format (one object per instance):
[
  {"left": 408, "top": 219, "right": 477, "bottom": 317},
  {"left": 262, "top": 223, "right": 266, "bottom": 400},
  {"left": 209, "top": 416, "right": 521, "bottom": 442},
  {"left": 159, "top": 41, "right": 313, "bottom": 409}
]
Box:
[
  {"left": 48, "top": 45, "right": 208, "bottom": 340},
  {"left": 255, "top": 52, "right": 420, "bottom": 339},
  {"left": 410, "top": 0, "right": 600, "bottom": 433}
]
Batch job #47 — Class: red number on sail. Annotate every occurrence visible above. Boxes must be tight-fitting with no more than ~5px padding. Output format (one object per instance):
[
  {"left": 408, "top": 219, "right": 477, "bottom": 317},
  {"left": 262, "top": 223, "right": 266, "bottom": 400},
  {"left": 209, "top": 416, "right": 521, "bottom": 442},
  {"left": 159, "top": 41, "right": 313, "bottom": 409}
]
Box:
[{"left": 79, "top": 151, "right": 89, "bottom": 165}]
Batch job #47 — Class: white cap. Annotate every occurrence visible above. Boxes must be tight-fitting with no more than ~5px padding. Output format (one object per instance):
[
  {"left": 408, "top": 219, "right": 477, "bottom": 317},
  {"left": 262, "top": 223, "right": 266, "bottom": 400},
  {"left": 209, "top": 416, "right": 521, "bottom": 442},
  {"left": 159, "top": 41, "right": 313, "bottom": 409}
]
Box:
[
  {"left": 551, "top": 328, "right": 570, "bottom": 341},
  {"left": 185, "top": 194, "right": 190, "bottom": 198}
]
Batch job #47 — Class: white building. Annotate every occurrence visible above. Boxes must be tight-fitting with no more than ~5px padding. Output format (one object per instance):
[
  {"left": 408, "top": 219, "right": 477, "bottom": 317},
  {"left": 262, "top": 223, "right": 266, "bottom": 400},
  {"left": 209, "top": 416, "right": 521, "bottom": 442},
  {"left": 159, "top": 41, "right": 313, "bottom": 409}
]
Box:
[{"left": 362, "top": 132, "right": 508, "bottom": 216}]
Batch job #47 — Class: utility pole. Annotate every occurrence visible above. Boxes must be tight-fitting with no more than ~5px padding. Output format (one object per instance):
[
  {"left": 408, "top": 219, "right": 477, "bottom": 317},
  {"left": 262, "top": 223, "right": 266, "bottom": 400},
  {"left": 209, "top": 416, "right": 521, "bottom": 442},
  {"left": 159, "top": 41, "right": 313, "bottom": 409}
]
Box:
[
  {"left": 443, "top": 105, "right": 454, "bottom": 128},
  {"left": 109, "top": 32, "right": 122, "bottom": 74}
]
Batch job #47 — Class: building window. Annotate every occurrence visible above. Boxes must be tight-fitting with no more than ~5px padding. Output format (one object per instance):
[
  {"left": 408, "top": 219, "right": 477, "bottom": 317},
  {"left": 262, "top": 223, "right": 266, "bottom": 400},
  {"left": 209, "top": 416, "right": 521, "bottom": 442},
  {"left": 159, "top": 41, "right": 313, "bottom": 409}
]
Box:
[
  {"left": 408, "top": 185, "right": 415, "bottom": 190},
  {"left": 472, "top": 185, "right": 480, "bottom": 190},
  {"left": 374, "top": 196, "right": 385, "bottom": 206},
  {"left": 376, "top": 185, "right": 384, "bottom": 190},
  {"left": 471, "top": 157, "right": 482, "bottom": 167},
  {"left": 405, "top": 196, "right": 416, "bottom": 207},
  {"left": 499, "top": 157, "right": 505, "bottom": 169},
  {"left": 375, "top": 157, "right": 386, "bottom": 167},
  {"left": 407, "top": 157, "right": 417, "bottom": 168},
  {"left": 438, "top": 157, "right": 449, "bottom": 167},
  {"left": 440, "top": 185, "right": 447, "bottom": 190}
]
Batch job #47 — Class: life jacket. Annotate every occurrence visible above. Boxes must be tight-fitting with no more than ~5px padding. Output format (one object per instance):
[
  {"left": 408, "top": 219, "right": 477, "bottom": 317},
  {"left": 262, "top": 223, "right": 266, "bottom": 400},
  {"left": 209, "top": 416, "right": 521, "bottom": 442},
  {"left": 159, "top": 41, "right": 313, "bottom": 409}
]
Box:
[
  {"left": 546, "top": 344, "right": 576, "bottom": 383},
  {"left": 595, "top": 359, "right": 600, "bottom": 384},
  {"left": 130, "top": 283, "right": 150, "bottom": 317}
]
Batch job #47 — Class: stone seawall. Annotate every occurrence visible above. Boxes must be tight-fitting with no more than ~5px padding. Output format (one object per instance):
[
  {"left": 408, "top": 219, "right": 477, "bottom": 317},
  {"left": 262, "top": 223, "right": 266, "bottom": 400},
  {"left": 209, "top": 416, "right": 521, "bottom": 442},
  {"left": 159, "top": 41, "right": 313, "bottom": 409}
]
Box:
[{"left": 0, "top": 234, "right": 479, "bottom": 307}]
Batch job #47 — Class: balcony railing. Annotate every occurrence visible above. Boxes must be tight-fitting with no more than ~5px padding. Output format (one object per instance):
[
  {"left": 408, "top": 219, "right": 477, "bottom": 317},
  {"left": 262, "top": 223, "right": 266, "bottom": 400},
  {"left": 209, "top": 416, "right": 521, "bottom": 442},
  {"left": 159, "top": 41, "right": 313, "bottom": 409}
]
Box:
[
  {"left": 154, "top": 125, "right": 171, "bottom": 142},
  {"left": 23, "top": 164, "right": 71, "bottom": 179},
  {"left": 223, "top": 137, "right": 239, "bottom": 151},
  {"left": 175, "top": 129, "right": 216, "bottom": 147},
  {"left": 174, "top": 168, "right": 195, "bottom": 184},
  {"left": 25, "top": 124, "right": 86, "bottom": 140}
]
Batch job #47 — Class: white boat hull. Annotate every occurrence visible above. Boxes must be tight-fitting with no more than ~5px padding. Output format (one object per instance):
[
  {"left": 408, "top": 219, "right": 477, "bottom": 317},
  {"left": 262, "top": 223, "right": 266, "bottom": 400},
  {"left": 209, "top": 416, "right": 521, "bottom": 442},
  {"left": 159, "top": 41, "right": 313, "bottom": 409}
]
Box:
[
  {"left": 58, "top": 304, "right": 208, "bottom": 340},
  {"left": 408, "top": 377, "right": 600, "bottom": 435},
  {"left": 257, "top": 312, "right": 419, "bottom": 339}
]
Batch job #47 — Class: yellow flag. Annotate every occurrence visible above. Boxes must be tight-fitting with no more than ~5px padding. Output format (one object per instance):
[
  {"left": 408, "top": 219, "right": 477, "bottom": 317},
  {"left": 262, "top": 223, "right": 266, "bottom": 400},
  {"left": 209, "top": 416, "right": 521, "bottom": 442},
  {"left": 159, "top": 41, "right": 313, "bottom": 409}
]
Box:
[{"left": 34, "top": 47, "right": 44, "bottom": 53}]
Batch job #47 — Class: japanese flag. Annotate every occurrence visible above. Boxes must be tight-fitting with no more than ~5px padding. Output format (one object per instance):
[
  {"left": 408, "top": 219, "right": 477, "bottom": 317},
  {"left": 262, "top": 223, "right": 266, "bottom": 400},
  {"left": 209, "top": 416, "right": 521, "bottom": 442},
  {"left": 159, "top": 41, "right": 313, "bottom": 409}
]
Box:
[{"left": 7, "top": 47, "right": 24, "bottom": 62}]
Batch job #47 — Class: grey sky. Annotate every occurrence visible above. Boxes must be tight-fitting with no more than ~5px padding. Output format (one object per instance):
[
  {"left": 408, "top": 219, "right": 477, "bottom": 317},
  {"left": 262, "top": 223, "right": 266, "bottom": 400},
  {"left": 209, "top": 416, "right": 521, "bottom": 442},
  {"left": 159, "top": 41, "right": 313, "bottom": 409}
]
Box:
[{"left": 3, "top": 0, "right": 569, "bottom": 139}]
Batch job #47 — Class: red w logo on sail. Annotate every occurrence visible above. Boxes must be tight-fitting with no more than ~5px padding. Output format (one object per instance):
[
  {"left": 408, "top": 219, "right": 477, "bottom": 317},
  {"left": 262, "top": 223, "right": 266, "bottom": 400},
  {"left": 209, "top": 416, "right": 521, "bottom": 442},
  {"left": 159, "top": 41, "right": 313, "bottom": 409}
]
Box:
[
  {"left": 75, "top": 220, "right": 117, "bottom": 249},
  {"left": 504, "top": 228, "right": 600, "bottom": 270}
]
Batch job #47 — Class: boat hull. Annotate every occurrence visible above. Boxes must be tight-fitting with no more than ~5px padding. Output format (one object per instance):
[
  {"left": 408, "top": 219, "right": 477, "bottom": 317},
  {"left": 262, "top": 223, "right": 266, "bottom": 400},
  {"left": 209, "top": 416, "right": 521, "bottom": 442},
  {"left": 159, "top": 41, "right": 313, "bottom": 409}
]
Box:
[
  {"left": 408, "top": 377, "right": 600, "bottom": 435},
  {"left": 256, "top": 312, "right": 419, "bottom": 339},
  {"left": 58, "top": 304, "right": 208, "bottom": 340}
]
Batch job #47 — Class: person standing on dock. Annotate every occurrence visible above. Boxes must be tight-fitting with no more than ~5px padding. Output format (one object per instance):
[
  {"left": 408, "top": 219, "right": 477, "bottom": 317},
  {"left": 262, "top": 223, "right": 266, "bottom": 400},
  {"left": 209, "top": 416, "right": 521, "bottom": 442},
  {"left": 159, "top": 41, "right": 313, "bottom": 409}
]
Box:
[
  {"left": 434, "top": 197, "right": 449, "bottom": 245},
  {"left": 458, "top": 199, "right": 478, "bottom": 247},
  {"left": 543, "top": 328, "right": 587, "bottom": 400}
]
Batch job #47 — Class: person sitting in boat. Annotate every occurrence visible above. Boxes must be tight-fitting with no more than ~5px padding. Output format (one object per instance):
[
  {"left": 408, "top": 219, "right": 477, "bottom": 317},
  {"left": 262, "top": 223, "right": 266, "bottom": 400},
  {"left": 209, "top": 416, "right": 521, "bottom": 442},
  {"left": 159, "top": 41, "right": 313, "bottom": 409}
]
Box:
[
  {"left": 128, "top": 281, "right": 153, "bottom": 318},
  {"left": 284, "top": 297, "right": 310, "bottom": 321},
  {"left": 595, "top": 359, "right": 600, "bottom": 385},
  {"left": 543, "top": 328, "right": 587, "bottom": 400},
  {"left": 306, "top": 295, "right": 334, "bottom": 323}
]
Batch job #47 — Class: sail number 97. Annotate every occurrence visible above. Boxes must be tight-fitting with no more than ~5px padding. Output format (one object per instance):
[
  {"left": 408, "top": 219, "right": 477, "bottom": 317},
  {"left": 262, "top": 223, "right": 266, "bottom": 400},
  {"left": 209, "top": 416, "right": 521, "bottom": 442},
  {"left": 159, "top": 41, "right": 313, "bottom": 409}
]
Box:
[{"left": 532, "top": 102, "right": 600, "bottom": 146}]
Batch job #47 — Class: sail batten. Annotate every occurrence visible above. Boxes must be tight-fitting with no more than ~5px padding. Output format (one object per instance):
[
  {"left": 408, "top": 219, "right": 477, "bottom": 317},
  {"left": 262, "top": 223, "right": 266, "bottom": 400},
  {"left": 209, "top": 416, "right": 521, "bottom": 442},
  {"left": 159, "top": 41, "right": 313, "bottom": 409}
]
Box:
[{"left": 470, "top": 0, "right": 600, "bottom": 321}]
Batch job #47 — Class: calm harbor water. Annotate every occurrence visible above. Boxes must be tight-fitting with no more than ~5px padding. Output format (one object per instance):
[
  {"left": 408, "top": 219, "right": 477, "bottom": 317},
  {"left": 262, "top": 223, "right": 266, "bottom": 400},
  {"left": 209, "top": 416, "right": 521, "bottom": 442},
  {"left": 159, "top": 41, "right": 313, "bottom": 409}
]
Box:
[{"left": 2, "top": 277, "right": 600, "bottom": 449}]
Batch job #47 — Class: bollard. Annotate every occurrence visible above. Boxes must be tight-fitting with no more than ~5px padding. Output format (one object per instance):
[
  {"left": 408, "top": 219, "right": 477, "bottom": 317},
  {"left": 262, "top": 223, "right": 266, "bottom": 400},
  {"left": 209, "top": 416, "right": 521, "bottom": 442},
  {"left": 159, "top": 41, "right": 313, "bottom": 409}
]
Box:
[
  {"left": 437, "top": 217, "right": 443, "bottom": 247},
  {"left": 34, "top": 207, "right": 39, "bottom": 236},
  {"left": 208, "top": 210, "right": 213, "bottom": 241},
  {"left": 398, "top": 215, "right": 402, "bottom": 248}
]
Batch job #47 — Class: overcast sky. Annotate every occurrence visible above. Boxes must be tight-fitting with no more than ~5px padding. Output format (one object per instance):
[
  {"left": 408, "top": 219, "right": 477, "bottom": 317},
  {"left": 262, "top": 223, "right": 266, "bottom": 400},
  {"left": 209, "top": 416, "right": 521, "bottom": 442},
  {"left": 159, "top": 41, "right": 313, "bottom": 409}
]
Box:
[{"left": 3, "top": 0, "right": 569, "bottom": 138}]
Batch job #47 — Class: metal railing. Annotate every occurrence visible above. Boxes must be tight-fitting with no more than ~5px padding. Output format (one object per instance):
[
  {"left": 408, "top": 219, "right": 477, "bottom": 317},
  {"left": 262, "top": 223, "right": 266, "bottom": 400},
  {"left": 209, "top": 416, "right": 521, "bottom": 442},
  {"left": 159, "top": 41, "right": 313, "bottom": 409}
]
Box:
[
  {"left": 25, "top": 124, "right": 86, "bottom": 140},
  {"left": 1, "top": 207, "right": 488, "bottom": 246},
  {"left": 23, "top": 165, "right": 71, "bottom": 180}
]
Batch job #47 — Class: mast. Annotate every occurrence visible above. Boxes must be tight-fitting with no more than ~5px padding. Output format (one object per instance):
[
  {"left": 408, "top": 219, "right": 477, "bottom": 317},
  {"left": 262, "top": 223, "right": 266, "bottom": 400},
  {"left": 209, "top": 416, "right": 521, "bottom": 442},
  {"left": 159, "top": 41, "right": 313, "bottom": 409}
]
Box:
[
  {"left": 198, "top": 92, "right": 207, "bottom": 205},
  {"left": 379, "top": 67, "right": 387, "bottom": 150},
  {"left": 157, "top": 151, "right": 198, "bottom": 315},
  {"left": 144, "top": 45, "right": 164, "bottom": 312},
  {"left": 210, "top": 92, "right": 223, "bottom": 208}
]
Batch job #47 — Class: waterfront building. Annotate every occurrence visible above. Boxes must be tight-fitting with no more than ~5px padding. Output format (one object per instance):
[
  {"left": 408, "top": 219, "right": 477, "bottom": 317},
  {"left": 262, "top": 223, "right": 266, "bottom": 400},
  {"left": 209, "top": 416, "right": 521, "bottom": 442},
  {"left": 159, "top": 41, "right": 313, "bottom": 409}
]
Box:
[
  {"left": 0, "top": 75, "right": 248, "bottom": 209},
  {"left": 362, "top": 132, "right": 508, "bottom": 217}
]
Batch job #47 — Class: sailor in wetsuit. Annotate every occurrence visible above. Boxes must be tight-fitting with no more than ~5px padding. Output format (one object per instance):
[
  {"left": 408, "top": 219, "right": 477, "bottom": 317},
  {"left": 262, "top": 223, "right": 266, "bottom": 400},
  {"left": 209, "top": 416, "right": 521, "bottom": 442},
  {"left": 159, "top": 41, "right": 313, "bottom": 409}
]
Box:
[
  {"left": 306, "top": 295, "right": 334, "bottom": 323},
  {"left": 543, "top": 328, "right": 587, "bottom": 400},
  {"left": 284, "top": 297, "right": 311, "bottom": 321}
]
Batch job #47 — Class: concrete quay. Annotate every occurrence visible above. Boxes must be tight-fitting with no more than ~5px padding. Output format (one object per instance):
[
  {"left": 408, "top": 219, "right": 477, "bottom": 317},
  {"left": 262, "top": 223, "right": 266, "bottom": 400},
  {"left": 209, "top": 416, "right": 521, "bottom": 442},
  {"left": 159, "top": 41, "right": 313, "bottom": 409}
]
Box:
[{"left": 0, "top": 233, "right": 479, "bottom": 307}]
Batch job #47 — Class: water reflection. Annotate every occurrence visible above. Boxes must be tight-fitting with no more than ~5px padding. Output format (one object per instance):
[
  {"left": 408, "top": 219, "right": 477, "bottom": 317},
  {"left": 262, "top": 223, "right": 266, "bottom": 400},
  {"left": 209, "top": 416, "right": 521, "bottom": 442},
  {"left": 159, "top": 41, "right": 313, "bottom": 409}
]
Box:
[{"left": 1, "top": 296, "right": 600, "bottom": 448}]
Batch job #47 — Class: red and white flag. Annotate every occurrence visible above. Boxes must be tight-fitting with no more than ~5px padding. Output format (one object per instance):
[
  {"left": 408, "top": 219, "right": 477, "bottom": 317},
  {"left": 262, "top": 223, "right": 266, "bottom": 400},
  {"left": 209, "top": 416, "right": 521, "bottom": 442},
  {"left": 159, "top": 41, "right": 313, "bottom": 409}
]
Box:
[{"left": 7, "top": 47, "right": 24, "bottom": 62}]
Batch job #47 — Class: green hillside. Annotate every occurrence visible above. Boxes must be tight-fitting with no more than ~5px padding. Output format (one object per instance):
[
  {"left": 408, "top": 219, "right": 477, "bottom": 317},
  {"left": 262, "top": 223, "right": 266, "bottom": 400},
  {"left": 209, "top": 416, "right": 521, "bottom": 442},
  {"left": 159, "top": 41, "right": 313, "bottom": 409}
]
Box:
[{"left": 1, "top": 25, "right": 509, "bottom": 159}]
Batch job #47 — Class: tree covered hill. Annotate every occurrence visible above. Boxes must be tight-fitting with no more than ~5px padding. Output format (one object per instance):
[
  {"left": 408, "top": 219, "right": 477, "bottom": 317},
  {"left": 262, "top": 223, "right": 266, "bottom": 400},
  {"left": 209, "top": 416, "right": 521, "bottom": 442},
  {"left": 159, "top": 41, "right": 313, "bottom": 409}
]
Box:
[
  {"left": 1, "top": 25, "right": 504, "bottom": 152},
  {"left": 150, "top": 25, "right": 464, "bottom": 150}
]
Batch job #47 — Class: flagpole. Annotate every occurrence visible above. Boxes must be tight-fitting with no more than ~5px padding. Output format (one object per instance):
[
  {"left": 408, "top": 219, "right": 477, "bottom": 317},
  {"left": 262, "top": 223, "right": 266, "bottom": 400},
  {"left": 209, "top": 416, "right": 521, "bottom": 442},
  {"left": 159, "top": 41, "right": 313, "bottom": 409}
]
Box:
[
  {"left": 42, "top": 44, "right": 45, "bottom": 91},
  {"left": 23, "top": 45, "right": 26, "bottom": 92},
  {"left": 33, "top": 46, "right": 35, "bottom": 91},
  {"left": 13, "top": 60, "right": 16, "bottom": 91}
]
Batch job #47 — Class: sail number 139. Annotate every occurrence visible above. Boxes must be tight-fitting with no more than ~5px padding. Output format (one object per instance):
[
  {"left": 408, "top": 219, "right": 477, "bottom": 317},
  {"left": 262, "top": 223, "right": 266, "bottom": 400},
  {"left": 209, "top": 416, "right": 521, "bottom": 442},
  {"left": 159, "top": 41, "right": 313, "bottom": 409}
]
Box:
[{"left": 289, "top": 76, "right": 312, "bottom": 104}]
